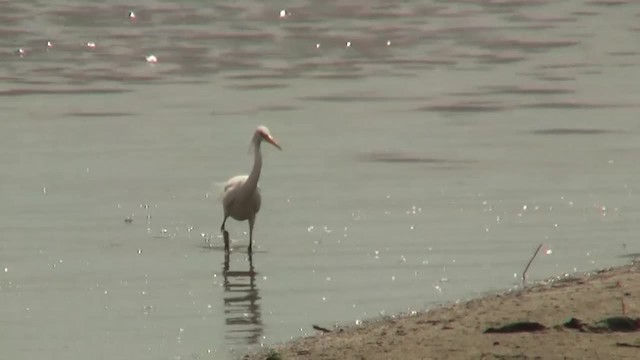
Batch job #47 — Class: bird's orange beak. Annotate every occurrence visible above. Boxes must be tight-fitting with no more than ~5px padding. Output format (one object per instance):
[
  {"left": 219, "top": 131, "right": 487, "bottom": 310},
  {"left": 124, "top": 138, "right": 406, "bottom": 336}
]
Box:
[{"left": 265, "top": 135, "right": 282, "bottom": 150}]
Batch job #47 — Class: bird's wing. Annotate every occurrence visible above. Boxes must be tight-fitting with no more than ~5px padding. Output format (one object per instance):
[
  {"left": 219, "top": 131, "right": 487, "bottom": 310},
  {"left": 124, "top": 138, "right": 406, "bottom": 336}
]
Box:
[
  {"left": 217, "top": 175, "right": 248, "bottom": 202},
  {"left": 253, "top": 187, "right": 262, "bottom": 213},
  {"left": 224, "top": 182, "right": 235, "bottom": 192},
  {"left": 210, "top": 181, "right": 227, "bottom": 201},
  {"left": 224, "top": 175, "right": 248, "bottom": 191}
]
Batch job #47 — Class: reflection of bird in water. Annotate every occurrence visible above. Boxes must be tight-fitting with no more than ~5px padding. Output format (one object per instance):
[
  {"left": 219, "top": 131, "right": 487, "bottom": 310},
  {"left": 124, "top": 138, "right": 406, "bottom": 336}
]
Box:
[
  {"left": 220, "top": 126, "right": 282, "bottom": 253},
  {"left": 222, "top": 251, "right": 262, "bottom": 346}
]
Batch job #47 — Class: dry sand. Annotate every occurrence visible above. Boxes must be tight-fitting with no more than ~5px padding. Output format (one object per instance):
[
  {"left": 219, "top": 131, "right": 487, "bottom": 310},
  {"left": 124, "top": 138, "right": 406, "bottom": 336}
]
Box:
[{"left": 245, "top": 259, "right": 640, "bottom": 360}]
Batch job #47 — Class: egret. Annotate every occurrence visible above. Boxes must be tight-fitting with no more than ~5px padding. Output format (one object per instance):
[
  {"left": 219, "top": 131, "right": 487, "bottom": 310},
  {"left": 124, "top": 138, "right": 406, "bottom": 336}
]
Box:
[{"left": 220, "top": 126, "right": 281, "bottom": 253}]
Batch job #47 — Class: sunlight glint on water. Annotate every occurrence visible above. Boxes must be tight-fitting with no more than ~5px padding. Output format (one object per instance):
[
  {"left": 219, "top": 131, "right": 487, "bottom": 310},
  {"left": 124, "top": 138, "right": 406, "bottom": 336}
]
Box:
[{"left": 1, "top": 0, "right": 640, "bottom": 359}]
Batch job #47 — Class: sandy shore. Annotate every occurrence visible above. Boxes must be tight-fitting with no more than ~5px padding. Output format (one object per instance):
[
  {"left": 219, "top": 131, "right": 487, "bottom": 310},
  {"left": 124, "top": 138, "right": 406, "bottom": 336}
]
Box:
[{"left": 245, "top": 259, "right": 640, "bottom": 360}]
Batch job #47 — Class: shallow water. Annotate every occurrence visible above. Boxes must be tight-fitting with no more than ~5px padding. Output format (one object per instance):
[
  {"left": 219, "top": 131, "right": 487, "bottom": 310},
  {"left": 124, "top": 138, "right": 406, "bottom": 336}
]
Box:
[{"left": 1, "top": 0, "right": 640, "bottom": 359}]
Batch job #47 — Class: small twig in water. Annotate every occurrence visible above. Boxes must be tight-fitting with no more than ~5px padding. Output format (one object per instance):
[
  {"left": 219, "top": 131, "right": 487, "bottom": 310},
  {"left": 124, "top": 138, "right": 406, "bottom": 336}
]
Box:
[
  {"left": 312, "top": 324, "right": 332, "bottom": 333},
  {"left": 522, "top": 243, "right": 543, "bottom": 287}
]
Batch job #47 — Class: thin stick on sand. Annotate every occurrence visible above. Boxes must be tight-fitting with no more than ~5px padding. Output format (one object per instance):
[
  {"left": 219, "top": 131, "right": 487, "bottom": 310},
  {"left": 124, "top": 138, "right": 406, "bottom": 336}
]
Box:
[
  {"left": 617, "top": 281, "right": 627, "bottom": 315},
  {"left": 522, "top": 243, "right": 543, "bottom": 287}
]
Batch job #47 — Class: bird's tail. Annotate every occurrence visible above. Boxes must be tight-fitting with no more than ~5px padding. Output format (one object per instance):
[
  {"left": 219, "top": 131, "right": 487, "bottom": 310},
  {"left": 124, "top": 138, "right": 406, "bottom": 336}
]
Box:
[{"left": 209, "top": 181, "right": 227, "bottom": 202}]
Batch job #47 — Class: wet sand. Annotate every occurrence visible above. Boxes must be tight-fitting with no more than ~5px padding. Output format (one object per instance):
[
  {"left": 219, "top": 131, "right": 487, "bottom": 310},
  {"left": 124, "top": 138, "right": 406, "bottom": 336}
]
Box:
[{"left": 245, "top": 259, "right": 640, "bottom": 360}]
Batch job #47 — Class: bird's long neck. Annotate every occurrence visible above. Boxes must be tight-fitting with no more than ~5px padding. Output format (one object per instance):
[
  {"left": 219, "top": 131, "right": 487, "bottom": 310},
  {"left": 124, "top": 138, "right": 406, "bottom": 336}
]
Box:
[{"left": 244, "top": 141, "right": 262, "bottom": 194}]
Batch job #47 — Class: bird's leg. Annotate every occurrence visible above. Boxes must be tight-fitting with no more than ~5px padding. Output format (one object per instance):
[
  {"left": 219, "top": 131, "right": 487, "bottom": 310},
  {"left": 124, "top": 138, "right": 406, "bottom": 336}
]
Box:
[
  {"left": 220, "top": 215, "right": 228, "bottom": 232},
  {"left": 248, "top": 217, "right": 255, "bottom": 253},
  {"left": 221, "top": 216, "right": 230, "bottom": 252}
]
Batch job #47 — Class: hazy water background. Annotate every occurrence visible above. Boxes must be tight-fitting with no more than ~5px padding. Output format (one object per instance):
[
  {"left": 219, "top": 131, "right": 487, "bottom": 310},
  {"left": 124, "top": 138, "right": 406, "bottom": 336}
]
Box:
[{"left": 1, "top": 0, "right": 640, "bottom": 359}]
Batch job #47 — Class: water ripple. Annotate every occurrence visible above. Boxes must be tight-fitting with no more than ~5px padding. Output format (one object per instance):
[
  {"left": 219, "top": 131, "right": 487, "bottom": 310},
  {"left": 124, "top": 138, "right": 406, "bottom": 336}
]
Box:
[
  {"left": 417, "top": 101, "right": 506, "bottom": 113},
  {"left": 66, "top": 112, "right": 135, "bottom": 117},
  {"left": 0, "top": 88, "right": 131, "bottom": 96},
  {"left": 358, "top": 152, "right": 474, "bottom": 166},
  {"left": 530, "top": 128, "right": 618, "bottom": 135},
  {"left": 1, "top": 0, "right": 638, "bottom": 97},
  {"left": 521, "top": 102, "right": 629, "bottom": 109}
]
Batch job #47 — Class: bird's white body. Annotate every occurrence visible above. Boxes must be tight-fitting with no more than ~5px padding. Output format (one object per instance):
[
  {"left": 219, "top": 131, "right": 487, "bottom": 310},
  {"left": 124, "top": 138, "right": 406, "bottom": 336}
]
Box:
[
  {"left": 222, "top": 175, "right": 262, "bottom": 221},
  {"left": 220, "top": 126, "right": 280, "bottom": 252}
]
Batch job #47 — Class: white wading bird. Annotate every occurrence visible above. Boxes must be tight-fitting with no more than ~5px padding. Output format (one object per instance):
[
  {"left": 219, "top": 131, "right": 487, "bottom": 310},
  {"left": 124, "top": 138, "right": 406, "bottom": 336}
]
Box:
[{"left": 220, "top": 126, "right": 281, "bottom": 252}]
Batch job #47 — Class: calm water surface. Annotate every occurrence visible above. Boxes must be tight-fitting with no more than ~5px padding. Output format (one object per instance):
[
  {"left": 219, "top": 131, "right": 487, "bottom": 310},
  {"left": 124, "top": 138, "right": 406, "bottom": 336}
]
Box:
[{"left": 2, "top": 0, "right": 640, "bottom": 359}]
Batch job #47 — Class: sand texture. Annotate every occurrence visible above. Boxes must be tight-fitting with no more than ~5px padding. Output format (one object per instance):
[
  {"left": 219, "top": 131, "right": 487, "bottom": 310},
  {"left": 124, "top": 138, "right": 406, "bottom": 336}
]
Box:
[{"left": 245, "top": 260, "right": 640, "bottom": 360}]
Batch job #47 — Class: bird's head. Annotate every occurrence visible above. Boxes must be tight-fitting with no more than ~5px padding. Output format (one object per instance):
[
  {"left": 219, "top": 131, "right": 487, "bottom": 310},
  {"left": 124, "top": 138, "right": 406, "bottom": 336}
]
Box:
[{"left": 253, "top": 125, "right": 282, "bottom": 150}]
